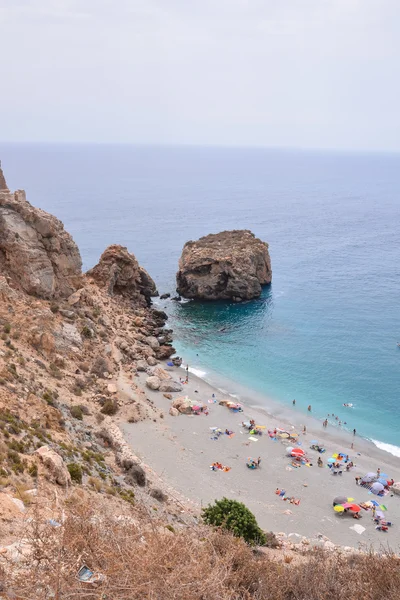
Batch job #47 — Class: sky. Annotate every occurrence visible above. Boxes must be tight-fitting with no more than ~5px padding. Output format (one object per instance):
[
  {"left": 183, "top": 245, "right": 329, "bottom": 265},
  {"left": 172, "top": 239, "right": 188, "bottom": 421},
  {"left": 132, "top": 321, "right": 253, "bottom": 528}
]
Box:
[{"left": 0, "top": 0, "right": 399, "bottom": 151}]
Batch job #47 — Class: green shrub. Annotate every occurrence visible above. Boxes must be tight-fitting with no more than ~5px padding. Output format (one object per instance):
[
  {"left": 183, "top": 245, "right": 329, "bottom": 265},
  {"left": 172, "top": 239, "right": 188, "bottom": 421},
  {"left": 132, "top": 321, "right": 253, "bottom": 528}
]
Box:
[
  {"left": 70, "top": 406, "right": 83, "bottom": 420},
  {"left": 100, "top": 398, "right": 118, "bottom": 416},
  {"left": 67, "top": 462, "right": 83, "bottom": 484},
  {"left": 3, "top": 324, "right": 11, "bottom": 334},
  {"left": 81, "top": 326, "right": 92, "bottom": 339},
  {"left": 28, "top": 463, "right": 38, "bottom": 477},
  {"left": 49, "top": 363, "right": 63, "bottom": 379},
  {"left": 202, "top": 498, "right": 266, "bottom": 546}
]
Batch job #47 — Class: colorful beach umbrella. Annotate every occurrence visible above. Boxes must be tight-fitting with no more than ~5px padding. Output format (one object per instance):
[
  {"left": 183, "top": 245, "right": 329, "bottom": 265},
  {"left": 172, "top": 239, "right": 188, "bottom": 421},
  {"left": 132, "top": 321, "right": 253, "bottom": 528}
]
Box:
[
  {"left": 334, "top": 505, "right": 344, "bottom": 512},
  {"left": 379, "top": 504, "right": 387, "bottom": 511},
  {"left": 349, "top": 504, "right": 361, "bottom": 513},
  {"left": 291, "top": 448, "right": 305, "bottom": 457}
]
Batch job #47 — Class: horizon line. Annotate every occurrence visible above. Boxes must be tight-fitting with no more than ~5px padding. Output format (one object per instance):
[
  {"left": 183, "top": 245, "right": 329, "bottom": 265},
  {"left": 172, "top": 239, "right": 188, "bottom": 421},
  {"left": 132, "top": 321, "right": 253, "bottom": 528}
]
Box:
[{"left": 0, "top": 140, "right": 400, "bottom": 156}]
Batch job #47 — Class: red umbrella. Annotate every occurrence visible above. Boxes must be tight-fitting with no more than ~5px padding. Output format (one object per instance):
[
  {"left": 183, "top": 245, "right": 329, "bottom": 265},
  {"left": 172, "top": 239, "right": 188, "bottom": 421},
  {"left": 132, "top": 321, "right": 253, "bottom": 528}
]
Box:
[
  {"left": 348, "top": 504, "right": 361, "bottom": 513},
  {"left": 291, "top": 448, "right": 305, "bottom": 457}
]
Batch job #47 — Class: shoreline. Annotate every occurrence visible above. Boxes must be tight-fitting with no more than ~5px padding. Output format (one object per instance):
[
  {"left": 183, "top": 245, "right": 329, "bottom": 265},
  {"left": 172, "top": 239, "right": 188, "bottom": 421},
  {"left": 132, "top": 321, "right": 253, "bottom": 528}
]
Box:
[
  {"left": 180, "top": 361, "right": 400, "bottom": 463},
  {"left": 121, "top": 364, "right": 400, "bottom": 550}
]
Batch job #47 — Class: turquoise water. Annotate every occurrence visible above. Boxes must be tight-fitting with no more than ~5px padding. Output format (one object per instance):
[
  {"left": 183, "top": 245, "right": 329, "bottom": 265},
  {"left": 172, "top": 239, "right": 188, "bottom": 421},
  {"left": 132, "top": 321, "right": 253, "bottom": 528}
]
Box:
[{"left": 1, "top": 144, "right": 399, "bottom": 454}]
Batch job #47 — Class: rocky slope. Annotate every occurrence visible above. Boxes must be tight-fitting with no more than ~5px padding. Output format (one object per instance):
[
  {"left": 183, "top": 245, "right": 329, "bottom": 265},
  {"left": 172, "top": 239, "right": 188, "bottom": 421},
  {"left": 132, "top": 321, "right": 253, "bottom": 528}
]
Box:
[
  {"left": 176, "top": 229, "right": 272, "bottom": 301},
  {"left": 0, "top": 164, "right": 182, "bottom": 565}
]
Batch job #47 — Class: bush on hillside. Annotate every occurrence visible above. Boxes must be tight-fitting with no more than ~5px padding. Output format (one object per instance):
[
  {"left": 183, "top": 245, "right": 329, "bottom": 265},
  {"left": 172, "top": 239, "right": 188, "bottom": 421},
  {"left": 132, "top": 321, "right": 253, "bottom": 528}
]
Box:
[
  {"left": 100, "top": 398, "right": 118, "bottom": 416},
  {"left": 202, "top": 497, "right": 266, "bottom": 546},
  {"left": 70, "top": 406, "right": 83, "bottom": 420},
  {"left": 125, "top": 464, "right": 146, "bottom": 487},
  {"left": 67, "top": 462, "right": 82, "bottom": 484}
]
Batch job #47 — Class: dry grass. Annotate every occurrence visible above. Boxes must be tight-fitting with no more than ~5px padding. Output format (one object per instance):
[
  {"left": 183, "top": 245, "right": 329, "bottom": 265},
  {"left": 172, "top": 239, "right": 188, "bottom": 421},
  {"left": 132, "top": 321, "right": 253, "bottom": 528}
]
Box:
[{"left": 1, "top": 501, "right": 400, "bottom": 600}]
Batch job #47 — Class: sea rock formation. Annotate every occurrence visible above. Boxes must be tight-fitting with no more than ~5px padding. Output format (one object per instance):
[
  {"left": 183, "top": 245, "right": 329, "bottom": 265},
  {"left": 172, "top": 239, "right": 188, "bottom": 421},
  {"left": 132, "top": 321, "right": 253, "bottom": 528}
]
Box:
[
  {"left": 176, "top": 230, "right": 271, "bottom": 301},
  {"left": 0, "top": 164, "right": 82, "bottom": 298},
  {"left": 87, "top": 245, "right": 158, "bottom": 306}
]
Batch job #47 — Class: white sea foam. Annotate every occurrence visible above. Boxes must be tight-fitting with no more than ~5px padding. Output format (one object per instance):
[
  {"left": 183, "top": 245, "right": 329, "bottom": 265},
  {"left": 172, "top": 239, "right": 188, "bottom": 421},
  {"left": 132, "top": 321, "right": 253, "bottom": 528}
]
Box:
[
  {"left": 180, "top": 364, "right": 207, "bottom": 379},
  {"left": 371, "top": 439, "right": 400, "bottom": 458},
  {"left": 189, "top": 367, "right": 207, "bottom": 378}
]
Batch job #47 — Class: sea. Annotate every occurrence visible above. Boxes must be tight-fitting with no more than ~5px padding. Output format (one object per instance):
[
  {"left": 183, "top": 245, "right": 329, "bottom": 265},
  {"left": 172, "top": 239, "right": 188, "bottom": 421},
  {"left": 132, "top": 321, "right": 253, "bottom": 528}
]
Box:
[{"left": 1, "top": 143, "right": 399, "bottom": 456}]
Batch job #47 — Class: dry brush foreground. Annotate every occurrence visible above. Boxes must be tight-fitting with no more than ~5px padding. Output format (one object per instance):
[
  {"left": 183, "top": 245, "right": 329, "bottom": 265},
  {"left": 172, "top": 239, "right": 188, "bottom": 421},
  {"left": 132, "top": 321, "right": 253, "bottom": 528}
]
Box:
[{"left": 1, "top": 500, "right": 400, "bottom": 600}]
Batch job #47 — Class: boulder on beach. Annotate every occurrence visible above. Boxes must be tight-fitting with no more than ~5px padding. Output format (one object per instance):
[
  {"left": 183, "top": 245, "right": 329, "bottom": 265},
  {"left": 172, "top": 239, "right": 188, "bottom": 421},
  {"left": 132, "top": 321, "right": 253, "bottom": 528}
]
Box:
[
  {"left": 146, "top": 376, "right": 161, "bottom": 390},
  {"left": 171, "top": 396, "right": 192, "bottom": 414},
  {"left": 159, "top": 381, "right": 183, "bottom": 393},
  {"left": 176, "top": 230, "right": 271, "bottom": 301}
]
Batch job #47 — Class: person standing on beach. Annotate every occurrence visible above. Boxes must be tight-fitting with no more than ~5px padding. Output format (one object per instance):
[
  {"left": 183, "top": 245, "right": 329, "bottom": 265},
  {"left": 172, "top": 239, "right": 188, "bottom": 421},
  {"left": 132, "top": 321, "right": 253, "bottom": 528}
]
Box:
[
  {"left": 377, "top": 467, "right": 381, "bottom": 478},
  {"left": 353, "top": 428, "right": 356, "bottom": 436},
  {"left": 292, "top": 399, "right": 296, "bottom": 406},
  {"left": 307, "top": 405, "right": 311, "bottom": 412},
  {"left": 303, "top": 425, "right": 306, "bottom": 434},
  {"left": 185, "top": 364, "right": 189, "bottom": 383}
]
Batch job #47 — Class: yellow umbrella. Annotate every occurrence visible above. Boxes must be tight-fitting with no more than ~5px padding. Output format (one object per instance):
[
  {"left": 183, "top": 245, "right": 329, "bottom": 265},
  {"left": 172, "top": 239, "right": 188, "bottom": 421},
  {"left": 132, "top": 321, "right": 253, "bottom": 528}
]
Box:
[
  {"left": 347, "top": 497, "right": 355, "bottom": 502},
  {"left": 332, "top": 453, "right": 338, "bottom": 458},
  {"left": 334, "top": 505, "right": 344, "bottom": 512}
]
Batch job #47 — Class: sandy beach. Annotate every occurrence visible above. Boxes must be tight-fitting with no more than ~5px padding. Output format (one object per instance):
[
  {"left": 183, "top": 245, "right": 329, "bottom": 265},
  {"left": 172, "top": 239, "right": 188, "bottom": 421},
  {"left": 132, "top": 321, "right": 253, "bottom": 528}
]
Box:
[{"left": 122, "top": 366, "right": 400, "bottom": 550}]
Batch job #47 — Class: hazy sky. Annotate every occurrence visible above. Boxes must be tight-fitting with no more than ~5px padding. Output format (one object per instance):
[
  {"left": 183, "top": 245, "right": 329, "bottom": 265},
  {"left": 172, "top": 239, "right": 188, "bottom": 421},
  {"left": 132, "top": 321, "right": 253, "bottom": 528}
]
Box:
[{"left": 1, "top": 0, "right": 399, "bottom": 150}]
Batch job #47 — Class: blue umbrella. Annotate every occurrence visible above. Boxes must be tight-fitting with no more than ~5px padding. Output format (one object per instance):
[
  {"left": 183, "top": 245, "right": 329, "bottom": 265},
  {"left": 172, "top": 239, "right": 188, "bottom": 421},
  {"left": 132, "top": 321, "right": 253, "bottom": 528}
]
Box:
[{"left": 327, "top": 458, "right": 336, "bottom": 464}]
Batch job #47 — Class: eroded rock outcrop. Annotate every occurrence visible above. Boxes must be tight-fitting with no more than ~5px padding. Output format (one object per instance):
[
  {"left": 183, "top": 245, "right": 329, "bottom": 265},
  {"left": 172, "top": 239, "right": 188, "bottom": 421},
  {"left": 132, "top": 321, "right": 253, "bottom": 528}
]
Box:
[
  {"left": 87, "top": 245, "right": 158, "bottom": 306},
  {"left": 176, "top": 230, "right": 271, "bottom": 301},
  {"left": 35, "top": 445, "right": 71, "bottom": 486},
  {"left": 0, "top": 165, "right": 82, "bottom": 298}
]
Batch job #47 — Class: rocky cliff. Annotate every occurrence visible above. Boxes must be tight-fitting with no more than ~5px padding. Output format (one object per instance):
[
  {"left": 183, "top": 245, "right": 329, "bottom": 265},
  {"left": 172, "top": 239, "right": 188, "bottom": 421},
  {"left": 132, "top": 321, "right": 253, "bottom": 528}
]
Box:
[
  {"left": 86, "top": 244, "right": 158, "bottom": 306},
  {"left": 176, "top": 230, "right": 272, "bottom": 301},
  {"left": 0, "top": 165, "right": 82, "bottom": 298},
  {"left": 0, "top": 162, "right": 8, "bottom": 191}
]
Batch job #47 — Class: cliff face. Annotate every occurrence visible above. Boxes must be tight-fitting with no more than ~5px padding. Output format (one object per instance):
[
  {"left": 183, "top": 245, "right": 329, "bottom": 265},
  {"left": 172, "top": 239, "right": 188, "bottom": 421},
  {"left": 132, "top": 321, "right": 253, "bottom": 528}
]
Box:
[
  {"left": 0, "top": 162, "right": 8, "bottom": 191},
  {"left": 86, "top": 244, "right": 158, "bottom": 306},
  {"left": 0, "top": 167, "right": 82, "bottom": 298},
  {"left": 176, "top": 230, "right": 272, "bottom": 301}
]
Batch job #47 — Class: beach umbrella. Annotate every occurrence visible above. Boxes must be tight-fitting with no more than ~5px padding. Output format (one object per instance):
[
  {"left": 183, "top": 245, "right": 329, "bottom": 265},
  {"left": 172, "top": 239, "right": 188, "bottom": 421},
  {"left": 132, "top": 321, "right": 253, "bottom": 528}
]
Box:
[
  {"left": 278, "top": 432, "right": 289, "bottom": 438},
  {"left": 361, "top": 474, "right": 376, "bottom": 483},
  {"left": 327, "top": 458, "right": 336, "bottom": 464},
  {"left": 333, "top": 496, "right": 347, "bottom": 506},
  {"left": 348, "top": 504, "right": 361, "bottom": 513},
  {"left": 371, "top": 482, "right": 384, "bottom": 495},
  {"left": 334, "top": 505, "right": 344, "bottom": 513},
  {"left": 377, "top": 478, "right": 388, "bottom": 485},
  {"left": 370, "top": 500, "right": 380, "bottom": 507},
  {"left": 291, "top": 448, "right": 305, "bottom": 457},
  {"left": 380, "top": 473, "right": 389, "bottom": 478},
  {"left": 379, "top": 504, "right": 387, "bottom": 511},
  {"left": 347, "top": 498, "right": 355, "bottom": 502},
  {"left": 376, "top": 510, "right": 385, "bottom": 520}
]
